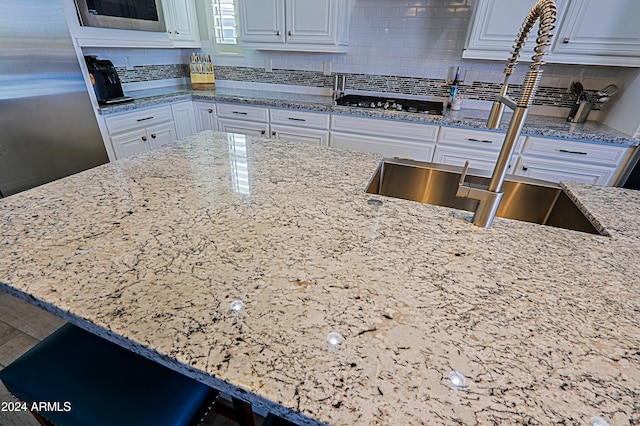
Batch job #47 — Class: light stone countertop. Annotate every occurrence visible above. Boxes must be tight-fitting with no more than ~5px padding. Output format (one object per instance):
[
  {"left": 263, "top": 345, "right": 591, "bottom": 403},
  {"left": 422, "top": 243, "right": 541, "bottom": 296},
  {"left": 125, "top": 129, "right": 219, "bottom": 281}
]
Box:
[
  {"left": 99, "top": 86, "right": 639, "bottom": 146},
  {"left": 1, "top": 131, "right": 639, "bottom": 425}
]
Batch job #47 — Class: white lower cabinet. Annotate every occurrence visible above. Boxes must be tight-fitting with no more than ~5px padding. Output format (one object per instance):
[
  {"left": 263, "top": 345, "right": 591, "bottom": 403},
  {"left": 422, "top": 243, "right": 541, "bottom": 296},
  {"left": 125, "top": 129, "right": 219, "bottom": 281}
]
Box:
[
  {"left": 433, "top": 126, "right": 525, "bottom": 173},
  {"left": 513, "top": 156, "right": 615, "bottom": 185},
  {"left": 193, "top": 102, "right": 218, "bottom": 132},
  {"left": 171, "top": 102, "right": 197, "bottom": 139},
  {"left": 329, "top": 115, "right": 438, "bottom": 161},
  {"left": 216, "top": 103, "right": 270, "bottom": 137},
  {"left": 512, "top": 136, "right": 632, "bottom": 185},
  {"left": 104, "top": 105, "right": 179, "bottom": 160},
  {"left": 270, "top": 109, "right": 330, "bottom": 146},
  {"left": 217, "top": 118, "right": 269, "bottom": 137},
  {"left": 433, "top": 145, "right": 518, "bottom": 173}
]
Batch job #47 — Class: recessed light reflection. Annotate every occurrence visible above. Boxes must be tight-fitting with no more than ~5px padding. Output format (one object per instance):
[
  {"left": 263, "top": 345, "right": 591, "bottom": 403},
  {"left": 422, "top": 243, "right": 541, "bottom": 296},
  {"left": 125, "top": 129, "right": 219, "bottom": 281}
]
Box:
[
  {"left": 327, "top": 332, "right": 344, "bottom": 349},
  {"left": 230, "top": 299, "right": 245, "bottom": 313},
  {"left": 591, "top": 417, "right": 611, "bottom": 426},
  {"left": 448, "top": 370, "right": 466, "bottom": 388}
]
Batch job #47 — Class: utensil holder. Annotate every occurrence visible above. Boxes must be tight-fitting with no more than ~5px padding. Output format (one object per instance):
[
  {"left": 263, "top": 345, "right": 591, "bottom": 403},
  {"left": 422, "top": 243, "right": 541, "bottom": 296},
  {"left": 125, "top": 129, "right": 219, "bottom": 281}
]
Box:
[
  {"left": 190, "top": 61, "right": 215, "bottom": 90},
  {"left": 573, "top": 101, "right": 593, "bottom": 123}
]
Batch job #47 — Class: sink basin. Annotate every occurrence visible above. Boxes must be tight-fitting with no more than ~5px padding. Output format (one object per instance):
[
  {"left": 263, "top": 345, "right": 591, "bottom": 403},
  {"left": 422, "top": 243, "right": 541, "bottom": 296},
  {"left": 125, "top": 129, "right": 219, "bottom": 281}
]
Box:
[{"left": 366, "top": 159, "right": 601, "bottom": 235}]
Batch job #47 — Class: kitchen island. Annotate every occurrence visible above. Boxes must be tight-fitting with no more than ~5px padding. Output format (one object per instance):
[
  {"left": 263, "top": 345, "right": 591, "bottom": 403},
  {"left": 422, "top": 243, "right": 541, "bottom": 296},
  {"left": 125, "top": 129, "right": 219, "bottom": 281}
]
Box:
[{"left": 1, "top": 131, "right": 639, "bottom": 425}]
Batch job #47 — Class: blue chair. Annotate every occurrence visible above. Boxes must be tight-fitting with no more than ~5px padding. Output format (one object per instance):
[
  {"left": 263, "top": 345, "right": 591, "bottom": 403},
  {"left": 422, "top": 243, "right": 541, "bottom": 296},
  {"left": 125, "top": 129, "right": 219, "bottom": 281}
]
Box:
[{"left": 0, "top": 323, "right": 253, "bottom": 426}]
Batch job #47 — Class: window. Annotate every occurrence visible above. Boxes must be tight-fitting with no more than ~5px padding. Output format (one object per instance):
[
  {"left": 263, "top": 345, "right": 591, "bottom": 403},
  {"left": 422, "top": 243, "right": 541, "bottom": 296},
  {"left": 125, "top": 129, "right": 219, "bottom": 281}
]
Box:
[{"left": 209, "top": 0, "right": 242, "bottom": 54}]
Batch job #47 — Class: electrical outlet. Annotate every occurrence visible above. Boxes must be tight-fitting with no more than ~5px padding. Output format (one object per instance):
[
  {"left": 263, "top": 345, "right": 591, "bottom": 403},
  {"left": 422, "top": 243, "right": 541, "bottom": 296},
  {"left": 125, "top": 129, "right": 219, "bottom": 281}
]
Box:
[
  {"left": 265, "top": 59, "right": 273, "bottom": 73},
  {"left": 124, "top": 56, "right": 133, "bottom": 71},
  {"left": 323, "top": 61, "right": 332, "bottom": 76}
]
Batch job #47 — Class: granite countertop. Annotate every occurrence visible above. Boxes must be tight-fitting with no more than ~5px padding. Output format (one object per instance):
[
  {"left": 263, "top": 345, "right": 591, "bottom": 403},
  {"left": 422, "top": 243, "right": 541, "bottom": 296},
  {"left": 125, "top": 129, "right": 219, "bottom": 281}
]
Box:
[
  {"left": 1, "top": 131, "right": 639, "bottom": 425},
  {"left": 99, "top": 86, "right": 639, "bottom": 147}
]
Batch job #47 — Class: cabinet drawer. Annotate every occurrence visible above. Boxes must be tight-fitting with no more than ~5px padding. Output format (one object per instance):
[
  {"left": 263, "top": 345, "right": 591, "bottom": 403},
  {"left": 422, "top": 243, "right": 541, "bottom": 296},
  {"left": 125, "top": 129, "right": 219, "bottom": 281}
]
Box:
[
  {"left": 331, "top": 114, "right": 439, "bottom": 142},
  {"left": 104, "top": 106, "right": 173, "bottom": 135},
  {"left": 330, "top": 132, "right": 435, "bottom": 162},
  {"left": 270, "top": 109, "right": 330, "bottom": 129},
  {"left": 438, "top": 126, "right": 525, "bottom": 151},
  {"left": 522, "top": 136, "right": 630, "bottom": 166},
  {"left": 216, "top": 103, "right": 269, "bottom": 122}
]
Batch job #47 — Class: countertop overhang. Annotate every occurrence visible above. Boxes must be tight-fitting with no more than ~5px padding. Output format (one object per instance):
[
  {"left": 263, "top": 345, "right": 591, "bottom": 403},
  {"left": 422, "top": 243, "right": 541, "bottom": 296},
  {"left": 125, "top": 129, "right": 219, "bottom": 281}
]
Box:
[{"left": 1, "top": 131, "right": 639, "bottom": 425}]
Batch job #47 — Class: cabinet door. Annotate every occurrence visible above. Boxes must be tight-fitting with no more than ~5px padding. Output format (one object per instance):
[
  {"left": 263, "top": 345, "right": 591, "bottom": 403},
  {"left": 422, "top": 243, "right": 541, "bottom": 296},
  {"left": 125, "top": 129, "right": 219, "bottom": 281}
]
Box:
[
  {"left": 218, "top": 118, "right": 269, "bottom": 137},
  {"left": 147, "top": 122, "right": 178, "bottom": 151},
  {"left": 239, "top": 0, "right": 285, "bottom": 43},
  {"left": 271, "top": 124, "right": 329, "bottom": 146},
  {"left": 433, "top": 145, "right": 518, "bottom": 174},
  {"left": 193, "top": 102, "right": 218, "bottom": 132},
  {"left": 171, "top": 102, "right": 197, "bottom": 139},
  {"left": 286, "top": 0, "right": 336, "bottom": 45},
  {"left": 463, "top": 0, "right": 567, "bottom": 62},
  {"left": 552, "top": 0, "right": 640, "bottom": 66},
  {"left": 110, "top": 129, "right": 149, "bottom": 159},
  {"left": 162, "top": 0, "right": 199, "bottom": 43},
  {"left": 330, "top": 132, "right": 435, "bottom": 162},
  {"left": 514, "top": 156, "right": 615, "bottom": 185}
]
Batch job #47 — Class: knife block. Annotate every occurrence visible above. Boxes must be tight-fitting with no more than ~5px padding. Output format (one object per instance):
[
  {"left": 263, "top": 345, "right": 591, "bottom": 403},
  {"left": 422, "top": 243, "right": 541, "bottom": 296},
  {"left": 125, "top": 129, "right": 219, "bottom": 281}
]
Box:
[{"left": 190, "top": 61, "right": 215, "bottom": 90}]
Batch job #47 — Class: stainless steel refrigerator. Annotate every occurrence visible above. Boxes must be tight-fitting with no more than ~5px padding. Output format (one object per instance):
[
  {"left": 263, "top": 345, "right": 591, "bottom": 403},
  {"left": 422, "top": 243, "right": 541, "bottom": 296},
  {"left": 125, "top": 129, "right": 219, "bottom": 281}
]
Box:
[{"left": 0, "top": 0, "right": 109, "bottom": 198}]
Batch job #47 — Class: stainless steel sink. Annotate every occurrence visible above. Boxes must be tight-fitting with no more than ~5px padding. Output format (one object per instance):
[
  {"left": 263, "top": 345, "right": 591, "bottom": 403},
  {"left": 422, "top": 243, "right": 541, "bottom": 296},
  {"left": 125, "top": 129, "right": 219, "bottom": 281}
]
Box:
[{"left": 366, "top": 159, "right": 601, "bottom": 235}]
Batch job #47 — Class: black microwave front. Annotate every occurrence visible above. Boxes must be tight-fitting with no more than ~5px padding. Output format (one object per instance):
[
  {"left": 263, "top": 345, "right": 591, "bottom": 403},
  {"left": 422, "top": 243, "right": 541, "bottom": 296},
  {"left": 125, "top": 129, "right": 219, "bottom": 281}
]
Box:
[{"left": 74, "top": 0, "right": 166, "bottom": 32}]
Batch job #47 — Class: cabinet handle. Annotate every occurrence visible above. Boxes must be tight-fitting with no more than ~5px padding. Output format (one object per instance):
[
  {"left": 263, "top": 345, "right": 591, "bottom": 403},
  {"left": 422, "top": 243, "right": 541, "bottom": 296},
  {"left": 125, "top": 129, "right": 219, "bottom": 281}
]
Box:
[
  {"left": 276, "top": 30, "right": 280, "bottom": 36},
  {"left": 175, "top": 30, "right": 179, "bottom": 34},
  {"left": 261, "top": 130, "right": 266, "bottom": 135},
  {"left": 288, "top": 30, "right": 292, "bottom": 36},
  {"left": 151, "top": 134, "right": 157, "bottom": 139},
  {"left": 208, "top": 109, "right": 213, "bottom": 113},
  {"left": 522, "top": 165, "right": 528, "bottom": 171},
  {"left": 232, "top": 111, "right": 248, "bottom": 115},
  {"left": 141, "top": 136, "right": 147, "bottom": 141},
  {"left": 137, "top": 116, "right": 154, "bottom": 122},
  {"left": 562, "top": 37, "right": 570, "bottom": 44},
  {"left": 466, "top": 137, "right": 493, "bottom": 143},
  {"left": 558, "top": 149, "right": 587, "bottom": 155},
  {"left": 168, "top": 30, "right": 172, "bottom": 34},
  {"left": 272, "top": 131, "right": 276, "bottom": 136},
  {"left": 288, "top": 117, "right": 306, "bottom": 122}
]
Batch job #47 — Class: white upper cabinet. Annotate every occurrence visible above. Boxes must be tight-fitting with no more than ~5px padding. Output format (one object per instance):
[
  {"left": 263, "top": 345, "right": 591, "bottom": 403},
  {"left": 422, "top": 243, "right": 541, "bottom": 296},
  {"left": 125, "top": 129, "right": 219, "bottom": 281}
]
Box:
[
  {"left": 463, "top": 0, "right": 640, "bottom": 67},
  {"left": 162, "top": 0, "right": 200, "bottom": 47},
  {"left": 551, "top": 0, "right": 640, "bottom": 66},
  {"left": 463, "top": 0, "right": 566, "bottom": 63},
  {"left": 238, "top": 0, "right": 352, "bottom": 52}
]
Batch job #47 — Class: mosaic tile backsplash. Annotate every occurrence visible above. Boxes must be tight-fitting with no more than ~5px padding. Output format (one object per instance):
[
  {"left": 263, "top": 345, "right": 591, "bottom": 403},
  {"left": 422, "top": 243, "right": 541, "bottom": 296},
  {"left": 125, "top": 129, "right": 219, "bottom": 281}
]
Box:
[{"left": 117, "top": 64, "right": 595, "bottom": 110}]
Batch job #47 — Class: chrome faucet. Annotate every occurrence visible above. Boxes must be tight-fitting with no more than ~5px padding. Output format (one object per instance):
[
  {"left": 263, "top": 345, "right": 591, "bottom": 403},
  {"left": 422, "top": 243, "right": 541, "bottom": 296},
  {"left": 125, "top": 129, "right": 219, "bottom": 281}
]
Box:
[{"left": 456, "top": 0, "right": 557, "bottom": 228}]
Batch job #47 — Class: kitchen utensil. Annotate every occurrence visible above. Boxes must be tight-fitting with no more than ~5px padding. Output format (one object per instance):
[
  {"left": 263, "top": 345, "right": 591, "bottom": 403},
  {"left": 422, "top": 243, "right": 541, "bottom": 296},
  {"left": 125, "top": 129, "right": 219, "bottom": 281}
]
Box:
[{"left": 596, "top": 84, "right": 618, "bottom": 97}]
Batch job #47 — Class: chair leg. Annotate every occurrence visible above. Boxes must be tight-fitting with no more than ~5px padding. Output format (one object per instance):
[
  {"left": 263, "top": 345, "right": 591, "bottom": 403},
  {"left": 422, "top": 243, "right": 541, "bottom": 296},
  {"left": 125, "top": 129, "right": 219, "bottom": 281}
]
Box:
[
  {"left": 30, "top": 411, "right": 55, "bottom": 426},
  {"left": 232, "top": 396, "right": 256, "bottom": 426}
]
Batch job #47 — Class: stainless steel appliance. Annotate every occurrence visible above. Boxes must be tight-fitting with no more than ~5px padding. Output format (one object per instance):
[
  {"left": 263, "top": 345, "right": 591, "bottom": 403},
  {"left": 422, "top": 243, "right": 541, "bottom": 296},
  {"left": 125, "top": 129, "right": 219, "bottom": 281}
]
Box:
[
  {"left": 74, "top": 0, "right": 165, "bottom": 32},
  {"left": 0, "top": 0, "right": 109, "bottom": 198},
  {"left": 85, "top": 56, "right": 133, "bottom": 105}
]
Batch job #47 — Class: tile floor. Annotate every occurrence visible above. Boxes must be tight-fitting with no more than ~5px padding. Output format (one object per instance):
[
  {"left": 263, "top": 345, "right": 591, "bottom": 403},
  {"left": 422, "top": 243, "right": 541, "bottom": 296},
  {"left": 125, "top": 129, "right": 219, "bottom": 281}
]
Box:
[{"left": 0, "top": 291, "right": 263, "bottom": 426}]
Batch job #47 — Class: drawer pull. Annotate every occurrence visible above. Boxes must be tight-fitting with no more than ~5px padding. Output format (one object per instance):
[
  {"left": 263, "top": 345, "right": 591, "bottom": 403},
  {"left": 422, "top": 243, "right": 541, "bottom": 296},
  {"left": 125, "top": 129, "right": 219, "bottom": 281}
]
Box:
[
  {"left": 151, "top": 134, "right": 156, "bottom": 139},
  {"left": 288, "top": 117, "right": 306, "bottom": 122},
  {"left": 272, "top": 131, "right": 276, "bottom": 136},
  {"left": 466, "top": 137, "right": 493, "bottom": 143},
  {"left": 208, "top": 109, "right": 213, "bottom": 113},
  {"left": 558, "top": 149, "right": 587, "bottom": 155},
  {"left": 136, "top": 116, "right": 154, "bottom": 122},
  {"left": 232, "top": 111, "right": 248, "bottom": 115},
  {"left": 141, "top": 136, "right": 147, "bottom": 141},
  {"left": 522, "top": 165, "right": 528, "bottom": 171},
  {"left": 261, "top": 130, "right": 266, "bottom": 135}
]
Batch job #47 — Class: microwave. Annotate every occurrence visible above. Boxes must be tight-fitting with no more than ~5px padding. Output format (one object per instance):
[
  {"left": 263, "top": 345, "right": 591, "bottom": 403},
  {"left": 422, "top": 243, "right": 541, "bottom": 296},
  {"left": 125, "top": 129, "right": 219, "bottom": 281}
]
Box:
[{"left": 75, "top": 0, "right": 165, "bottom": 32}]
